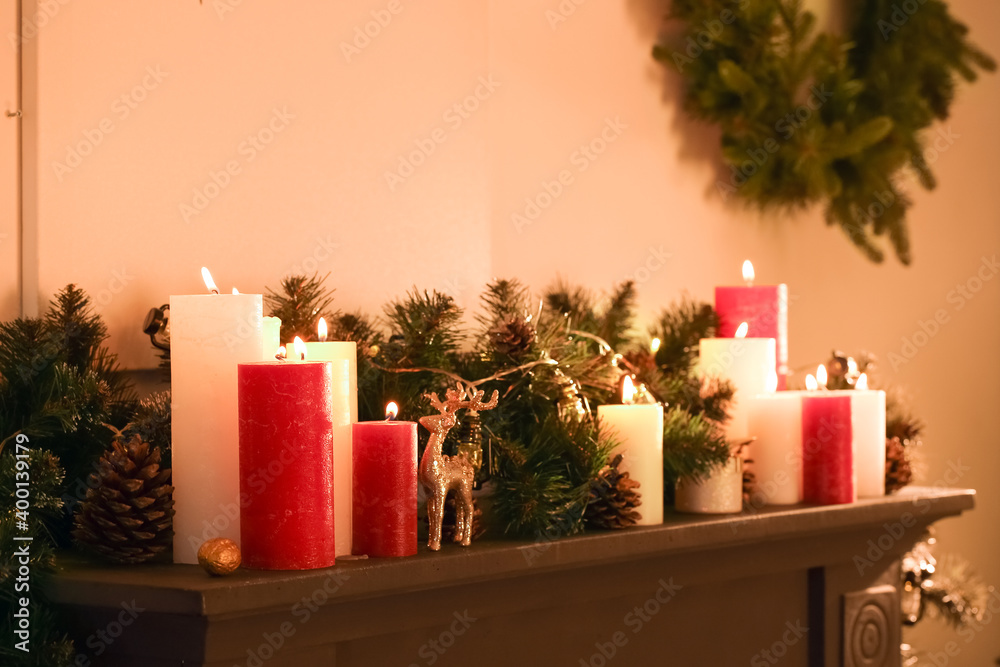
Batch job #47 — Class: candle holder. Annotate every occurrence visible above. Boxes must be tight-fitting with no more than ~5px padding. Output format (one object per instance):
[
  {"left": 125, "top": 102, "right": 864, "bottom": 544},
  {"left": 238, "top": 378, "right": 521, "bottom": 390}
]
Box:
[{"left": 675, "top": 455, "right": 744, "bottom": 514}]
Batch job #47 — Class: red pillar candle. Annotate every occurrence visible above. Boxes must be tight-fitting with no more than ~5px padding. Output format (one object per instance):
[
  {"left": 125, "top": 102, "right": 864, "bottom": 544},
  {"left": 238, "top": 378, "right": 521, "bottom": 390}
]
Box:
[
  {"left": 352, "top": 404, "right": 418, "bottom": 558},
  {"left": 715, "top": 260, "right": 789, "bottom": 390},
  {"left": 238, "top": 355, "right": 336, "bottom": 570},
  {"left": 801, "top": 394, "right": 855, "bottom": 505}
]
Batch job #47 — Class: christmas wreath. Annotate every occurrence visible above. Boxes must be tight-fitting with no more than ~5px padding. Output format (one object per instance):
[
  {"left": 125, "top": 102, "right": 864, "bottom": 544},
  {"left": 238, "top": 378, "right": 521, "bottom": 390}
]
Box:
[{"left": 654, "top": 0, "right": 995, "bottom": 264}]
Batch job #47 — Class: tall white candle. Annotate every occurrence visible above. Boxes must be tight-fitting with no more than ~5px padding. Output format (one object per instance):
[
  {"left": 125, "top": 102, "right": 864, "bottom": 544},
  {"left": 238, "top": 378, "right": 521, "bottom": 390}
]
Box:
[
  {"left": 597, "top": 378, "right": 664, "bottom": 525},
  {"left": 302, "top": 317, "right": 358, "bottom": 557},
  {"left": 170, "top": 273, "right": 263, "bottom": 564},
  {"left": 698, "top": 329, "right": 777, "bottom": 440},
  {"left": 746, "top": 392, "right": 804, "bottom": 505}
]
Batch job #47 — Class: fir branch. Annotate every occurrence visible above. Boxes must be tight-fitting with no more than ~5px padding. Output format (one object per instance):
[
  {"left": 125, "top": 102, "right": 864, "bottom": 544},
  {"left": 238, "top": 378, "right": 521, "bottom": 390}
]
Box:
[
  {"left": 122, "top": 390, "right": 172, "bottom": 467},
  {"left": 597, "top": 281, "right": 637, "bottom": 350},
  {"left": 651, "top": 298, "right": 719, "bottom": 373},
  {"left": 476, "top": 278, "right": 532, "bottom": 332},
  {"left": 265, "top": 273, "right": 338, "bottom": 343},
  {"left": 492, "top": 414, "right": 613, "bottom": 537},
  {"left": 662, "top": 406, "right": 732, "bottom": 486},
  {"left": 44, "top": 284, "right": 107, "bottom": 371},
  {"left": 330, "top": 311, "right": 379, "bottom": 347}
]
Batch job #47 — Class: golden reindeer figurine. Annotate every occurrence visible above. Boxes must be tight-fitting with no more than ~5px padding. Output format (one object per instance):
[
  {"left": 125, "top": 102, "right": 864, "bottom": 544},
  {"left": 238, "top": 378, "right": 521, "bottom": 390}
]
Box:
[{"left": 419, "top": 386, "right": 499, "bottom": 550}]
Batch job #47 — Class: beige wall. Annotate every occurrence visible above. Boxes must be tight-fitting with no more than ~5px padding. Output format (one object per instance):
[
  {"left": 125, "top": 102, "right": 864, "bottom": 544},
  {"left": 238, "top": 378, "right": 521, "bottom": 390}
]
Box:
[
  {"left": 14, "top": 0, "right": 1000, "bottom": 662},
  {"left": 1, "top": 2, "right": 19, "bottom": 321}
]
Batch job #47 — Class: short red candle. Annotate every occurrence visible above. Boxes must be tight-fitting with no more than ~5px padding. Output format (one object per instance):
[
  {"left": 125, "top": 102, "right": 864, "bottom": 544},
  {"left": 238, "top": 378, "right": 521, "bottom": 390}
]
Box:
[
  {"left": 238, "top": 360, "right": 336, "bottom": 569},
  {"left": 801, "top": 394, "right": 855, "bottom": 505},
  {"left": 715, "top": 284, "right": 788, "bottom": 389},
  {"left": 352, "top": 419, "right": 418, "bottom": 557}
]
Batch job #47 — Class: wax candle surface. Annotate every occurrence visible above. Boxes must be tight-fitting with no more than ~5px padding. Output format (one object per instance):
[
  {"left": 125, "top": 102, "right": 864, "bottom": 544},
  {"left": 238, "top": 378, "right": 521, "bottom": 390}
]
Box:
[
  {"left": 262, "top": 317, "right": 281, "bottom": 358},
  {"left": 352, "top": 421, "right": 418, "bottom": 557},
  {"left": 170, "top": 293, "right": 262, "bottom": 564},
  {"left": 238, "top": 360, "right": 336, "bottom": 570},
  {"left": 303, "top": 341, "right": 358, "bottom": 557},
  {"left": 715, "top": 285, "right": 788, "bottom": 390},
  {"left": 597, "top": 404, "right": 664, "bottom": 525},
  {"left": 851, "top": 389, "right": 886, "bottom": 498},
  {"left": 698, "top": 337, "right": 776, "bottom": 440},
  {"left": 826, "top": 389, "right": 886, "bottom": 498},
  {"left": 674, "top": 456, "right": 743, "bottom": 514},
  {"left": 746, "top": 393, "right": 804, "bottom": 505},
  {"left": 802, "top": 394, "right": 854, "bottom": 505}
]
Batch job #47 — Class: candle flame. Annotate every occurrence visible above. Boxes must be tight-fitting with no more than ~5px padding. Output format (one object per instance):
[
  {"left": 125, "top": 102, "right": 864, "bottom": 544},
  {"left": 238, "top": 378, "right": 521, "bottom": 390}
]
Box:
[
  {"left": 735, "top": 322, "right": 749, "bottom": 338},
  {"left": 742, "top": 259, "right": 755, "bottom": 286},
  {"left": 385, "top": 402, "right": 398, "bottom": 420},
  {"left": 856, "top": 373, "right": 869, "bottom": 390},
  {"left": 201, "top": 267, "right": 219, "bottom": 294},
  {"left": 317, "top": 317, "right": 328, "bottom": 342},
  {"left": 275, "top": 346, "right": 285, "bottom": 360},
  {"left": 766, "top": 371, "right": 778, "bottom": 393},
  {"left": 805, "top": 374, "right": 818, "bottom": 391},
  {"left": 622, "top": 375, "right": 636, "bottom": 405},
  {"left": 816, "top": 364, "right": 828, "bottom": 388},
  {"left": 650, "top": 337, "right": 661, "bottom": 353},
  {"left": 292, "top": 336, "right": 307, "bottom": 361},
  {"left": 231, "top": 287, "right": 240, "bottom": 295}
]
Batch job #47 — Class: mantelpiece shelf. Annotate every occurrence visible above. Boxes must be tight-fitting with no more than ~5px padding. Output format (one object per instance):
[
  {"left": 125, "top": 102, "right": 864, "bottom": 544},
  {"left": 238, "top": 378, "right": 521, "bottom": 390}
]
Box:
[{"left": 50, "top": 486, "right": 974, "bottom": 667}]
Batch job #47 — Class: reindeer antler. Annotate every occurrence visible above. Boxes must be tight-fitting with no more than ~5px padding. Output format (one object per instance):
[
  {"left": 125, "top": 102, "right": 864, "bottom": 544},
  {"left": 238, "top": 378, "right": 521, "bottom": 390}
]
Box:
[
  {"left": 423, "top": 386, "right": 470, "bottom": 415},
  {"left": 465, "top": 388, "right": 499, "bottom": 413}
]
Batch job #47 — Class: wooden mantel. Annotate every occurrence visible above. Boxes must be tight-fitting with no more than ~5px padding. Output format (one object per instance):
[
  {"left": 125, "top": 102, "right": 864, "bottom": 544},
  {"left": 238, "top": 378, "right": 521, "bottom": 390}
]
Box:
[{"left": 49, "top": 487, "right": 974, "bottom": 667}]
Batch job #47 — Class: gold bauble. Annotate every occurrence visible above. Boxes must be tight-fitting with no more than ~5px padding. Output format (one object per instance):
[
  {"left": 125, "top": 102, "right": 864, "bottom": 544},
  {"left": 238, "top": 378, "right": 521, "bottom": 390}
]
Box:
[{"left": 197, "top": 538, "right": 242, "bottom": 576}]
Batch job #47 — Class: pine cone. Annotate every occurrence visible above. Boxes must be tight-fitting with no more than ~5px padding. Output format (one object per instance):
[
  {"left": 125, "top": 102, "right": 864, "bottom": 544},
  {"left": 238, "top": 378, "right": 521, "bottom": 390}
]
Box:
[
  {"left": 73, "top": 436, "right": 174, "bottom": 564},
  {"left": 742, "top": 460, "right": 756, "bottom": 506},
  {"left": 489, "top": 316, "right": 536, "bottom": 359},
  {"left": 421, "top": 495, "right": 486, "bottom": 542},
  {"left": 585, "top": 454, "right": 642, "bottom": 529},
  {"left": 885, "top": 436, "right": 915, "bottom": 494}
]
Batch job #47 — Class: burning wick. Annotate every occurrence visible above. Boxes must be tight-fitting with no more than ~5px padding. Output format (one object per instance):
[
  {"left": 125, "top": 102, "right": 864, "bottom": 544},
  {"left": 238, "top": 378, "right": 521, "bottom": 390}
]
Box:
[
  {"left": 201, "top": 267, "right": 220, "bottom": 295},
  {"left": 292, "top": 336, "right": 306, "bottom": 361},
  {"left": 385, "top": 402, "right": 398, "bottom": 421}
]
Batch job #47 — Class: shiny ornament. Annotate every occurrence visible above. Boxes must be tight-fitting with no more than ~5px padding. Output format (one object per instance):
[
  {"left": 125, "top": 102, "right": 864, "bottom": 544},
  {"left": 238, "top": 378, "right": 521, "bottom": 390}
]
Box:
[
  {"left": 198, "top": 538, "right": 242, "bottom": 576},
  {"left": 554, "top": 368, "right": 589, "bottom": 422},
  {"left": 419, "top": 386, "right": 499, "bottom": 550}
]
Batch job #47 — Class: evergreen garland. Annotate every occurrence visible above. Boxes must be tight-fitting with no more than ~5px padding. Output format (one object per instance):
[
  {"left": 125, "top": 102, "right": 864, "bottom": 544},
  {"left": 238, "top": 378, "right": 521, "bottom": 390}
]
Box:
[
  {"left": 270, "top": 273, "right": 732, "bottom": 537},
  {"left": 0, "top": 285, "right": 137, "bottom": 523},
  {"left": 655, "top": 0, "right": 995, "bottom": 264},
  {"left": 0, "top": 451, "right": 75, "bottom": 666}
]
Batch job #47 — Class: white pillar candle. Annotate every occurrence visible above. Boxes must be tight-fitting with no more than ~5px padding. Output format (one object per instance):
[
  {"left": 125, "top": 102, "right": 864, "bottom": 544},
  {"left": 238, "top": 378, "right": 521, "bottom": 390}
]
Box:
[
  {"left": 170, "top": 290, "right": 263, "bottom": 564},
  {"left": 698, "top": 335, "right": 777, "bottom": 440},
  {"left": 746, "top": 393, "right": 805, "bottom": 505},
  {"left": 674, "top": 456, "right": 743, "bottom": 514},
  {"left": 597, "top": 385, "right": 664, "bottom": 525},
  {"left": 262, "top": 316, "right": 281, "bottom": 358},
  {"left": 302, "top": 334, "right": 358, "bottom": 557}
]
